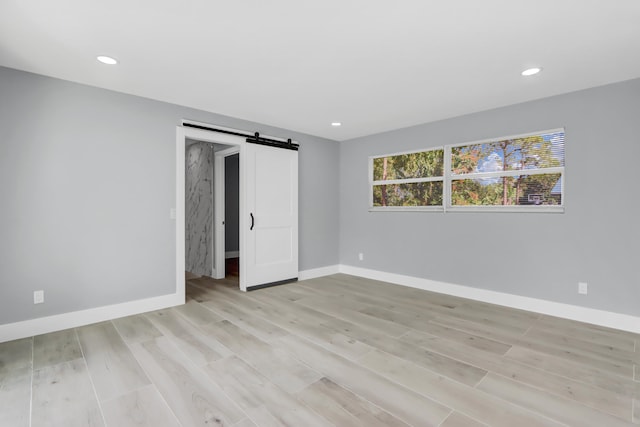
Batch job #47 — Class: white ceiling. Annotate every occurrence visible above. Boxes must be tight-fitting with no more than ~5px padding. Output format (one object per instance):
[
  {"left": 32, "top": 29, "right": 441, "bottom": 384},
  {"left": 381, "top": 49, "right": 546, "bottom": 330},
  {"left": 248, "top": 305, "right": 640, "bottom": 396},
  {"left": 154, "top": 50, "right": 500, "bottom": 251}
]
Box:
[{"left": 1, "top": 1, "right": 639, "bottom": 141}]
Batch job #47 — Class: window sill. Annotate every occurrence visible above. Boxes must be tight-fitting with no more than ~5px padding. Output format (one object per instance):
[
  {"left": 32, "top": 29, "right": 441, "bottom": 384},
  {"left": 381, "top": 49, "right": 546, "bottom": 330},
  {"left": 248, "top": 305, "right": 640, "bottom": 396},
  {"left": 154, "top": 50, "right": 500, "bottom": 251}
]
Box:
[
  {"left": 446, "top": 205, "right": 564, "bottom": 213},
  {"left": 369, "top": 206, "right": 444, "bottom": 212},
  {"left": 368, "top": 206, "right": 564, "bottom": 213}
]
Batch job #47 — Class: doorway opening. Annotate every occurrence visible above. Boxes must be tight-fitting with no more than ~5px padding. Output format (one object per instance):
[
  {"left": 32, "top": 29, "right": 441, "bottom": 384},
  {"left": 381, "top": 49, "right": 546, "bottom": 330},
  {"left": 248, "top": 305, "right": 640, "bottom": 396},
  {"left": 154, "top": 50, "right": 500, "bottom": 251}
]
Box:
[
  {"left": 213, "top": 145, "right": 240, "bottom": 281},
  {"left": 223, "top": 153, "right": 240, "bottom": 280},
  {"left": 176, "top": 121, "right": 299, "bottom": 297},
  {"left": 184, "top": 140, "right": 239, "bottom": 287}
]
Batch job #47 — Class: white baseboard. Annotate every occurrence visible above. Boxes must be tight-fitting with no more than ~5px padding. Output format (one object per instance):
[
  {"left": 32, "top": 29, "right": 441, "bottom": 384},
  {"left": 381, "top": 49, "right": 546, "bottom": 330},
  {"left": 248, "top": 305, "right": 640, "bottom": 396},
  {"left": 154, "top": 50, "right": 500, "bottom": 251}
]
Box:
[
  {"left": 0, "top": 293, "right": 184, "bottom": 343},
  {"left": 6, "top": 263, "right": 638, "bottom": 343},
  {"left": 225, "top": 251, "right": 240, "bottom": 259},
  {"left": 298, "top": 264, "right": 341, "bottom": 281},
  {"left": 339, "top": 264, "right": 640, "bottom": 334}
]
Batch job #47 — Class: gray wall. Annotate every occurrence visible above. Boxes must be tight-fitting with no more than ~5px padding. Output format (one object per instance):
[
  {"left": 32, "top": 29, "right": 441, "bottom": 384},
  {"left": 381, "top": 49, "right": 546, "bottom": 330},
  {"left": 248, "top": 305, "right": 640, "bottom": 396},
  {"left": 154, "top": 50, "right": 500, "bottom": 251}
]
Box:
[
  {"left": 0, "top": 66, "right": 340, "bottom": 325},
  {"left": 185, "top": 142, "right": 214, "bottom": 276},
  {"left": 340, "top": 78, "right": 640, "bottom": 316},
  {"left": 225, "top": 154, "right": 240, "bottom": 254}
]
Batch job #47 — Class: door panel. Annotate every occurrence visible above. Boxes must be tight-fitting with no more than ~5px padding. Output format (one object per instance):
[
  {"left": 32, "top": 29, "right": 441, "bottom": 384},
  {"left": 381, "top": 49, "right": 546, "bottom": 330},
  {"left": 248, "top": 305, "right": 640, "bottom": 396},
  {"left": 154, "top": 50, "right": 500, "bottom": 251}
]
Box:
[{"left": 243, "top": 143, "right": 298, "bottom": 290}]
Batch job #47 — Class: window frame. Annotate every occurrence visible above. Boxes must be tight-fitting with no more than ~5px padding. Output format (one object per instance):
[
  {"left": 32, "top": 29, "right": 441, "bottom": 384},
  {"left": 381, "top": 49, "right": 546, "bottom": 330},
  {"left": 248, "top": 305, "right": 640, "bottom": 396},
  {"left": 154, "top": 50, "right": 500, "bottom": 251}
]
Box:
[
  {"left": 369, "top": 146, "right": 445, "bottom": 212},
  {"left": 369, "top": 128, "right": 565, "bottom": 213}
]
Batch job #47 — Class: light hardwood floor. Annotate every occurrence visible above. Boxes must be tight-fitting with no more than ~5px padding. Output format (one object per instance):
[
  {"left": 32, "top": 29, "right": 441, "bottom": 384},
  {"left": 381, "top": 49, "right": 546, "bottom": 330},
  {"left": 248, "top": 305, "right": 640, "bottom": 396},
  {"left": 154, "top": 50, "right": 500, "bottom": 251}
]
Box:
[{"left": 1, "top": 273, "right": 639, "bottom": 426}]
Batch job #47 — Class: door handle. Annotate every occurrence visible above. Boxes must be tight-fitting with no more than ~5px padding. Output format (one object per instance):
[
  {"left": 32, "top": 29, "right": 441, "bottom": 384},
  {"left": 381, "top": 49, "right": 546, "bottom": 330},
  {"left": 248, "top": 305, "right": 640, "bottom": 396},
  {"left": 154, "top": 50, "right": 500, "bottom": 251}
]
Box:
[{"left": 250, "top": 213, "right": 254, "bottom": 230}]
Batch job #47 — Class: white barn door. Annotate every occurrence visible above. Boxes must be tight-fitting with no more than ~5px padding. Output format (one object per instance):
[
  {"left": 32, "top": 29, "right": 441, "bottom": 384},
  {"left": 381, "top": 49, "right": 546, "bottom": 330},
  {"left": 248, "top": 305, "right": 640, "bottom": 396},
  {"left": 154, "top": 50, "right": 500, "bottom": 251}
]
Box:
[{"left": 242, "top": 142, "right": 298, "bottom": 291}]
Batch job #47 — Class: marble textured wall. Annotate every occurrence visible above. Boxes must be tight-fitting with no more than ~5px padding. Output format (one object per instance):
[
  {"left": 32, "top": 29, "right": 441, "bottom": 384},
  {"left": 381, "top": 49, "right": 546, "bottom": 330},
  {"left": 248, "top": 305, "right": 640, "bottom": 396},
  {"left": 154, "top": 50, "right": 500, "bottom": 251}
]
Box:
[{"left": 185, "top": 142, "right": 214, "bottom": 276}]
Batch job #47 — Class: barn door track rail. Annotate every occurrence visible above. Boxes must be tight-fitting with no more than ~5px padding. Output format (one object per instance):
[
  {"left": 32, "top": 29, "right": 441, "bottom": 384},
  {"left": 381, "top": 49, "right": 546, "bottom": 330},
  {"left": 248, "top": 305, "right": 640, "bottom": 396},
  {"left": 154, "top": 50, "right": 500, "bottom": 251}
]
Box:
[{"left": 183, "top": 122, "right": 299, "bottom": 151}]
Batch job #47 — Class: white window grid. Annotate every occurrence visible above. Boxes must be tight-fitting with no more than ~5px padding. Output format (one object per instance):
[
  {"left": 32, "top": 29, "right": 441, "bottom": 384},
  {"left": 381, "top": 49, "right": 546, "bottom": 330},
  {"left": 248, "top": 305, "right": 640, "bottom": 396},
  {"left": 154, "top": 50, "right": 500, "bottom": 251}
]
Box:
[{"left": 369, "top": 128, "right": 565, "bottom": 213}]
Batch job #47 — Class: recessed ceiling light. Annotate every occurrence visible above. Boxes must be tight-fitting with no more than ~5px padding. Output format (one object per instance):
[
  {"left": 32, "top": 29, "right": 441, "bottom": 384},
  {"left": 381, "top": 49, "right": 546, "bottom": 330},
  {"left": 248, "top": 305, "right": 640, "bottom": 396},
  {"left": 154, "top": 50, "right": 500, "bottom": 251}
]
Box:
[
  {"left": 331, "top": 122, "right": 342, "bottom": 127},
  {"left": 521, "top": 67, "right": 542, "bottom": 76},
  {"left": 97, "top": 55, "right": 118, "bottom": 65}
]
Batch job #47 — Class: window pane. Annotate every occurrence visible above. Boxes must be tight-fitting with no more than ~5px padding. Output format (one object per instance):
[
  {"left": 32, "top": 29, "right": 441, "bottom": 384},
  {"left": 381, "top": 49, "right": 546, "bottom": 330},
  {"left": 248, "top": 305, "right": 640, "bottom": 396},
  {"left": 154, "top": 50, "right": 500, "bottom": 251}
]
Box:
[
  {"left": 373, "top": 149, "right": 443, "bottom": 181},
  {"left": 373, "top": 181, "right": 443, "bottom": 207},
  {"left": 451, "top": 173, "right": 562, "bottom": 206},
  {"left": 451, "top": 131, "right": 565, "bottom": 175}
]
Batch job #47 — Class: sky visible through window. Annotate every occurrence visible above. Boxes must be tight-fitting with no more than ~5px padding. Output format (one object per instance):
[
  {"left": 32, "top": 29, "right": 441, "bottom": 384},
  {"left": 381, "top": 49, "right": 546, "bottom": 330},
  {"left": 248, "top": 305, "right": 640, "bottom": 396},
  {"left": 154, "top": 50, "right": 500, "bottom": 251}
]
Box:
[
  {"left": 450, "top": 130, "right": 565, "bottom": 206},
  {"left": 453, "top": 132, "right": 564, "bottom": 175}
]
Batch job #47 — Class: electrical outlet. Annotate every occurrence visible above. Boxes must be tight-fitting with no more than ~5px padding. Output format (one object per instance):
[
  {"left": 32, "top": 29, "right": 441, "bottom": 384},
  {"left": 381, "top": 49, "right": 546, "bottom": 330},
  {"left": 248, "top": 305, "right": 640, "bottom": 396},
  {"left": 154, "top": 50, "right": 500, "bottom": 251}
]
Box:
[
  {"left": 578, "top": 282, "right": 588, "bottom": 295},
  {"left": 34, "top": 290, "right": 44, "bottom": 304},
  {"left": 358, "top": 252, "right": 364, "bottom": 261}
]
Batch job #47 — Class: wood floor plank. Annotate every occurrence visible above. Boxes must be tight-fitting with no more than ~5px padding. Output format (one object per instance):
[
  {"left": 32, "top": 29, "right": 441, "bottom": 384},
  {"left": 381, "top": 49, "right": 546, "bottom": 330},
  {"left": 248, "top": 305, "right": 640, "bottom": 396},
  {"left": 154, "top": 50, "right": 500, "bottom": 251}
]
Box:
[
  {"left": 328, "top": 274, "right": 473, "bottom": 312},
  {"left": 357, "top": 303, "right": 435, "bottom": 329},
  {"left": 0, "top": 338, "right": 34, "bottom": 426},
  {"left": 259, "top": 285, "right": 308, "bottom": 302},
  {"left": 242, "top": 406, "right": 289, "bottom": 427},
  {"left": 248, "top": 290, "right": 337, "bottom": 326},
  {"left": 111, "top": 315, "right": 163, "bottom": 344},
  {"left": 32, "top": 358, "right": 105, "bottom": 427},
  {"left": 185, "top": 283, "right": 215, "bottom": 303},
  {"left": 299, "top": 276, "right": 420, "bottom": 310},
  {"left": 346, "top": 280, "right": 531, "bottom": 337},
  {"left": 233, "top": 418, "right": 258, "bottom": 427},
  {"left": 505, "top": 345, "right": 640, "bottom": 399},
  {"left": 333, "top": 322, "right": 488, "bottom": 387},
  {"left": 204, "top": 355, "right": 330, "bottom": 427},
  {"left": 454, "top": 300, "right": 539, "bottom": 326},
  {"left": 296, "top": 377, "right": 411, "bottom": 427},
  {"left": 274, "top": 334, "right": 452, "bottom": 427},
  {"left": 273, "top": 280, "right": 329, "bottom": 298},
  {"left": 403, "top": 329, "right": 634, "bottom": 419},
  {"left": 210, "top": 290, "right": 374, "bottom": 361},
  {"left": 129, "top": 336, "right": 245, "bottom": 426},
  {"left": 537, "top": 314, "right": 640, "bottom": 341},
  {"left": 421, "top": 321, "right": 512, "bottom": 355},
  {"left": 429, "top": 315, "right": 523, "bottom": 346},
  {"left": 77, "top": 322, "right": 151, "bottom": 402},
  {"left": 319, "top": 275, "right": 462, "bottom": 316},
  {"left": 514, "top": 333, "right": 634, "bottom": 378},
  {"left": 146, "top": 308, "right": 232, "bottom": 366},
  {"left": 0, "top": 337, "right": 32, "bottom": 376},
  {"left": 531, "top": 317, "right": 636, "bottom": 352},
  {"left": 0, "top": 367, "right": 31, "bottom": 427},
  {"left": 477, "top": 372, "right": 634, "bottom": 426},
  {"left": 439, "top": 305, "right": 533, "bottom": 336},
  {"left": 200, "top": 293, "right": 290, "bottom": 342},
  {"left": 33, "top": 328, "right": 82, "bottom": 369},
  {"left": 358, "top": 349, "right": 564, "bottom": 427},
  {"left": 364, "top": 306, "right": 513, "bottom": 355},
  {"left": 440, "top": 412, "right": 490, "bottom": 427},
  {"left": 101, "top": 385, "right": 180, "bottom": 427},
  {"left": 295, "top": 295, "right": 411, "bottom": 338},
  {"left": 525, "top": 327, "right": 640, "bottom": 366},
  {"left": 200, "top": 320, "right": 322, "bottom": 393},
  {"left": 250, "top": 290, "right": 432, "bottom": 367},
  {"left": 432, "top": 315, "right": 634, "bottom": 379},
  {"left": 262, "top": 312, "right": 372, "bottom": 361},
  {"left": 172, "top": 299, "right": 223, "bottom": 326}
]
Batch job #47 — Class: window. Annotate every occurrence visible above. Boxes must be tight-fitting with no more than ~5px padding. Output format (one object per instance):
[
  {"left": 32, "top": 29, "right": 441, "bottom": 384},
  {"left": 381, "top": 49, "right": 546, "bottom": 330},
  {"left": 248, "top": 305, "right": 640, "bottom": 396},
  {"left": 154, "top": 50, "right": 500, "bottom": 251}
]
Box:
[
  {"left": 370, "top": 148, "right": 444, "bottom": 210},
  {"left": 370, "top": 128, "right": 565, "bottom": 213}
]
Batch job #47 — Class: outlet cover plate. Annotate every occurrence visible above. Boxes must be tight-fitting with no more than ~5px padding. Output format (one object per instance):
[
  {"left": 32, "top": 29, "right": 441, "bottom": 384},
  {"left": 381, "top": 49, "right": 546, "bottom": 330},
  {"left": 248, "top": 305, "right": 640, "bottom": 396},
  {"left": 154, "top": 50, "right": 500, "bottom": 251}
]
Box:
[
  {"left": 578, "top": 282, "right": 588, "bottom": 295},
  {"left": 34, "top": 290, "right": 44, "bottom": 304}
]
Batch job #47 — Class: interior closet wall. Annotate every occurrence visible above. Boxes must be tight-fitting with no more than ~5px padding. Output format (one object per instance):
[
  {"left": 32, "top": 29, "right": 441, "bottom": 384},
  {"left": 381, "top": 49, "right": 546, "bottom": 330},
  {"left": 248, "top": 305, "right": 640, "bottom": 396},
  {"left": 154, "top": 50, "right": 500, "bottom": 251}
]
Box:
[{"left": 185, "top": 142, "right": 214, "bottom": 276}]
